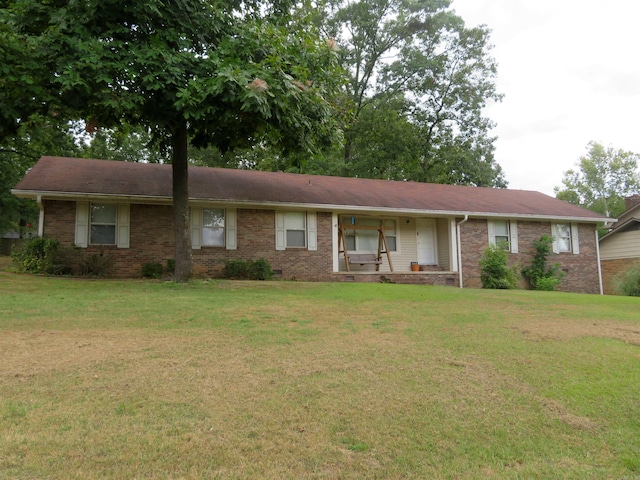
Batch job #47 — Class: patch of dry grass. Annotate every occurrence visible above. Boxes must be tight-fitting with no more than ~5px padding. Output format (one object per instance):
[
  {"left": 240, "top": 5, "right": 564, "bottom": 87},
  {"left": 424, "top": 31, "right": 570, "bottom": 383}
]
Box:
[{"left": 1, "top": 271, "right": 639, "bottom": 478}]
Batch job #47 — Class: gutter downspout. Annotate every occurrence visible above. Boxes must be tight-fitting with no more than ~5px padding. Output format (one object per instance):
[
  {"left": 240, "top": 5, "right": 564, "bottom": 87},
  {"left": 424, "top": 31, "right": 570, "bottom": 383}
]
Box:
[
  {"left": 595, "top": 227, "right": 604, "bottom": 295},
  {"left": 456, "top": 215, "right": 469, "bottom": 288}
]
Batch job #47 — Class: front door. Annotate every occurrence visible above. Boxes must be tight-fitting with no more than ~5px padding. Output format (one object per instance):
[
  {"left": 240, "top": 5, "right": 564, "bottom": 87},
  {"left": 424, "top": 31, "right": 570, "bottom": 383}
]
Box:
[{"left": 416, "top": 219, "right": 437, "bottom": 265}]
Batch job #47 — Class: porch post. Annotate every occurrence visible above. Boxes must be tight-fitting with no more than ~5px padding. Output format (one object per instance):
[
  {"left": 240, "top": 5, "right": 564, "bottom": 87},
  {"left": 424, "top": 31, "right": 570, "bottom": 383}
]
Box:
[{"left": 332, "top": 213, "right": 339, "bottom": 272}]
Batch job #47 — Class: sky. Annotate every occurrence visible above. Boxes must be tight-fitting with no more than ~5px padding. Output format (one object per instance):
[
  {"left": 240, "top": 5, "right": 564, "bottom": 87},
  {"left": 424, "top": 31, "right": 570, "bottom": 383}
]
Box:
[{"left": 451, "top": 0, "right": 640, "bottom": 195}]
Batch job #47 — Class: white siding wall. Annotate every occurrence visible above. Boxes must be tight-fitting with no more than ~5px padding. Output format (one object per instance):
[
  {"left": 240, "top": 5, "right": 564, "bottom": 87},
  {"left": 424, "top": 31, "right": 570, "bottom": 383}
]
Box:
[
  {"left": 337, "top": 217, "right": 453, "bottom": 273},
  {"left": 600, "top": 231, "right": 640, "bottom": 260}
]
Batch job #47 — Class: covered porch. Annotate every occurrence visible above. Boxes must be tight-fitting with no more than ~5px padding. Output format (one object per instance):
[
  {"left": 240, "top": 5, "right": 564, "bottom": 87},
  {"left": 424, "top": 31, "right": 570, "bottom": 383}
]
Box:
[{"left": 332, "top": 213, "right": 461, "bottom": 282}]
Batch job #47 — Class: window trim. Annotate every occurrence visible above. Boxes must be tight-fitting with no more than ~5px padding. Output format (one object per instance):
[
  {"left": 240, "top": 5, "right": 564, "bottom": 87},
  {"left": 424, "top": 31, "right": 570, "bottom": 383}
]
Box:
[
  {"left": 488, "top": 219, "right": 518, "bottom": 254},
  {"left": 275, "top": 211, "right": 317, "bottom": 251},
  {"left": 75, "top": 202, "right": 129, "bottom": 249},
  {"left": 552, "top": 223, "right": 580, "bottom": 254},
  {"left": 202, "top": 207, "right": 226, "bottom": 248},
  {"left": 190, "top": 207, "right": 237, "bottom": 250}
]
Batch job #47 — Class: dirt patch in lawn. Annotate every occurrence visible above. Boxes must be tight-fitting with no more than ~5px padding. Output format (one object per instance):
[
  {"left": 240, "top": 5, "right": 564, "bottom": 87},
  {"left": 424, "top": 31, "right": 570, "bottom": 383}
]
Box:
[
  {"left": 510, "top": 319, "right": 640, "bottom": 346},
  {"left": 0, "top": 330, "right": 181, "bottom": 378}
]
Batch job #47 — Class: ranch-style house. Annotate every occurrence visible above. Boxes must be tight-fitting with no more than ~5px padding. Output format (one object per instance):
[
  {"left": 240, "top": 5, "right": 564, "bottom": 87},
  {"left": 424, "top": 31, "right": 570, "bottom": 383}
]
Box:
[{"left": 12, "top": 156, "right": 611, "bottom": 293}]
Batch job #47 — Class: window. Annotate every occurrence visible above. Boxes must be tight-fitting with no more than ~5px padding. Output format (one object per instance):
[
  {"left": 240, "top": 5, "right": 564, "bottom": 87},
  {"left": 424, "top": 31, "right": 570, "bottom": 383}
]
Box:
[
  {"left": 493, "top": 221, "right": 510, "bottom": 247},
  {"left": 556, "top": 223, "right": 571, "bottom": 252},
  {"left": 488, "top": 220, "right": 518, "bottom": 253},
  {"left": 275, "top": 212, "right": 317, "bottom": 251},
  {"left": 202, "top": 208, "right": 225, "bottom": 247},
  {"left": 285, "top": 212, "right": 306, "bottom": 248},
  {"left": 90, "top": 204, "right": 117, "bottom": 245},
  {"left": 191, "top": 207, "right": 236, "bottom": 250},
  {"left": 341, "top": 216, "right": 397, "bottom": 252},
  {"left": 551, "top": 223, "right": 579, "bottom": 254},
  {"left": 75, "top": 202, "right": 129, "bottom": 248}
]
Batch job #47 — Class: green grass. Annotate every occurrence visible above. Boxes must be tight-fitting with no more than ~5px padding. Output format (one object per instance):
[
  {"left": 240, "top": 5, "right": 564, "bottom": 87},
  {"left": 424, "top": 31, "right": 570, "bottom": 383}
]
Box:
[{"left": 1, "top": 267, "right": 640, "bottom": 479}]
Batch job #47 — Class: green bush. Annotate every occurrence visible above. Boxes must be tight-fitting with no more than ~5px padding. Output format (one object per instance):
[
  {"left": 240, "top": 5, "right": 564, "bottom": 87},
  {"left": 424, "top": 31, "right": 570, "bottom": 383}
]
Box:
[
  {"left": 224, "top": 258, "right": 274, "bottom": 280},
  {"left": 166, "top": 259, "right": 175, "bottom": 274},
  {"left": 522, "top": 235, "right": 564, "bottom": 291},
  {"left": 479, "top": 244, "right": 518, "bottom": 289},
  {"left": 614, "top": 262, "right": 640, "bottom": 296},
  {"left": 11, "top": 237, "right": 62, "bottom": 274},
  {"left": 141, "top": 262, "right": 164, "bottom": 279},
  {"left": 79, "top": 253, "right": 113, "bottom": 277},
  {"left": 250, "top": 258, "right": 274, "bottom": 280}
]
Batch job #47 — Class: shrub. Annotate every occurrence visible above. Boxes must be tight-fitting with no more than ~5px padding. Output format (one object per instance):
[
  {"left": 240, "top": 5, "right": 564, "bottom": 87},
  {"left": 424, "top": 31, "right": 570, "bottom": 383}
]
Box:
[
  {"left": 224, "top": 258, "right": 274, "bottom": 280},
  {"left": 141, "top": 262, "right": 164, "bottom": 279},
  {"left": 224, "top": 259, "right": 251, "bottom": 279},
  {"left": 522, "top": 235, "right": 564, "bottom": 291},
  {"left": 250, "top": 258, "right": 274, "bottom": 280},
  {"left": 79, "top": 253, "right": 113, "bottom": 277},
  {"left": 614, "top": 262, "right": 640, "bottom": 296},
  {"left": 166, "top": 259, "right": 175, "bottom": 274},
  {"left": 11, "top": 237, "right": 61, "bottom": 274},
  {"left": 479, "top": 244, "right": 518, "bottom": 289}
]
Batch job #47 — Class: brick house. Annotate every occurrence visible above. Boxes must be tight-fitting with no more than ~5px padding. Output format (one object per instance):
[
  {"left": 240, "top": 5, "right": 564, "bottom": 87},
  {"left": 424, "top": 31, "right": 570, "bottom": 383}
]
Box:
[
  {"left": 599, "top": 195, "right": 640, "bottom": 294},
  {"left": 13, "top": 156, "right": 610, "bottom": 293}
]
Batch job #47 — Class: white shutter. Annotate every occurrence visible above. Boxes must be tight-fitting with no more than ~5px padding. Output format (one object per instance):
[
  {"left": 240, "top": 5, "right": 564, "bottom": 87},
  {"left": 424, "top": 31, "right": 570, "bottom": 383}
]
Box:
[
  {"left": 571, "top": 223, "right": 580, "bottom": 254},
  {"left": 226, "top": 208, "right": 237, "bottom": 250},
  {"left": 551, "top": 224, "right": 559, "bottom": 254},
  {"left": 190, "top": 207, "right": 202, "bottom": 250},
  {"left": 116, "top": 204, "right": 130, "bottom": 248},
  {"left": 75, "top": 202, "right": 89, "bottom": 248},
  {"left": 275, "top": 212, "right": 286, "bottom": 250},
  {"left": 487, "top": 220, "right": 496, "bottom": 246},
  {"left": 510, "top": 220, "right": 518, "bottom": 254},
  {"left": 307, "top": 212, "right": 317, "bottom": 251}
]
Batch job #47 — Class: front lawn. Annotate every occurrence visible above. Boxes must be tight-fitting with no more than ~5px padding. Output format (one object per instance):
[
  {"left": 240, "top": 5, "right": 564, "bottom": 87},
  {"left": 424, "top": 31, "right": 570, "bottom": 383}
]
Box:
[{"left": 1, "top": 268, "right": 639, "bottom": 479}]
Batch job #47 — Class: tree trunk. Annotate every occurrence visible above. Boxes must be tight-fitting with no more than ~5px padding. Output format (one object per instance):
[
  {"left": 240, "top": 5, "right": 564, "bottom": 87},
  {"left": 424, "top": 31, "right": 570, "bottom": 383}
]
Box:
[{"left": 172, "top": 123, "right": 193, "bottom": 282}]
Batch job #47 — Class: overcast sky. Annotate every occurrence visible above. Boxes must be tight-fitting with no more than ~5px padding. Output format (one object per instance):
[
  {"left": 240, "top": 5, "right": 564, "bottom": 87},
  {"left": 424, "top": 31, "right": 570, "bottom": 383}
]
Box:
[{"left": 451, "top": 0, "right": 640, "bottom": 195}]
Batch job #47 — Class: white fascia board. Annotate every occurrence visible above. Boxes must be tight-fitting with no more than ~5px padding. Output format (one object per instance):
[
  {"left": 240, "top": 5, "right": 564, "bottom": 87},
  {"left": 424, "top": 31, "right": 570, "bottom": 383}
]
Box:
[
  {"left": 11, "top": 190, "right": 172, "bottom": 205},
  {"left": 12, "top": 190, "right": 612, "bottom": 224}
]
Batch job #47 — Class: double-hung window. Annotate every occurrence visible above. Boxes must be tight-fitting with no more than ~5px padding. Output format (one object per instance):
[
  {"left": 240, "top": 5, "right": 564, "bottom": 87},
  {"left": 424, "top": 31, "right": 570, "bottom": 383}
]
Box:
[
  {"left": 488, "top": 220, "right": 518, "bottom": 253},
  {"left": 191, "top": 207, "right": 236, "bottom": 250},
  {"left": 202, "top": 208, "right": 225, "bottom": 247},
  {"left": 90, "top": 204, "right": 117, "bottom": 245},
  {"left": 285, "top": 212, "right": 306, "bottom": 248},
  {"left": 275, "top": 211, "right": 317, "bottom": 250},
  {"left": 75, "top": 202, "right": 130, "bottom": 248},
  {"left": 552, "top": 223, "right": 579, "bottom": 254}
]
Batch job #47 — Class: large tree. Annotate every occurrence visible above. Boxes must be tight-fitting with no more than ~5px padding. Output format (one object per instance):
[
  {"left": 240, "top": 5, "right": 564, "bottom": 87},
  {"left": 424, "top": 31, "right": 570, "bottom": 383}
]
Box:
[
  {"left": 555, "top": 141, "right": 640, "bottom": 217},
  {"left": 316, "top": 0, "right": 505, "bottom": 187},
  {"left": 2, "top": 0, "right": 342, "bottom": 280}
]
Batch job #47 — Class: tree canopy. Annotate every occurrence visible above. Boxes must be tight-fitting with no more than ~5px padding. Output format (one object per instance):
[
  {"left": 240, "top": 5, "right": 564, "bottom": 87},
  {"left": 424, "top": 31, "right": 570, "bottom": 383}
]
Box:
[
  {"left": 555, "top": 141, "right": 640, "bottom": 218},
  {"left": 312, "top": 0, "right": 505, "bottom": 187},
  {"left": 2, "top": 0, "right": 342, "bottom": 280}
]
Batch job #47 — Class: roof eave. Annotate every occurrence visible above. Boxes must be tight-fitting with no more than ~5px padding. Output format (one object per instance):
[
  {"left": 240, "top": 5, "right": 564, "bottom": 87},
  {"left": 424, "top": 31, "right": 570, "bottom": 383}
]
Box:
[{"left": 12, "top": 189, "right": 611, "bottom": 224}]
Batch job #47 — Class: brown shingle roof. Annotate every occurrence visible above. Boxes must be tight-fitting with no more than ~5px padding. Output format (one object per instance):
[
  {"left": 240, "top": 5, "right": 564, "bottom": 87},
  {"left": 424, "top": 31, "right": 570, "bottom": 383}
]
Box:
[{"left": 13, "top": 156, "right": 609, "bottom": 221}]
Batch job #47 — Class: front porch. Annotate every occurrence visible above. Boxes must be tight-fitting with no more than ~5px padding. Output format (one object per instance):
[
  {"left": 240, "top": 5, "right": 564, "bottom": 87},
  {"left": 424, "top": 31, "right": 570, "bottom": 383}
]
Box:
[{"left": 333, "top": 214, "right": 460, "bottom": 279}]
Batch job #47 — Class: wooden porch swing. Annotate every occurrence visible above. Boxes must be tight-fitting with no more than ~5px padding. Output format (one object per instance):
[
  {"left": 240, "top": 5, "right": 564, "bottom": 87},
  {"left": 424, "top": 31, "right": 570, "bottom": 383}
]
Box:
[{"left": 338, "top": 222, "right": 394, "bottom": 272}]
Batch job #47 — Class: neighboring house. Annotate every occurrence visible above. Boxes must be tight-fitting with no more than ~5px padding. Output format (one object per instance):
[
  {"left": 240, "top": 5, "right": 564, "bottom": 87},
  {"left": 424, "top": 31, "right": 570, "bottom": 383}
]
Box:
[
  {"left": 599, "top": 195, "right": 640, "bottom": 294},
  {"left": 12, "top": 156, "right": 610, "bottom": 293}
]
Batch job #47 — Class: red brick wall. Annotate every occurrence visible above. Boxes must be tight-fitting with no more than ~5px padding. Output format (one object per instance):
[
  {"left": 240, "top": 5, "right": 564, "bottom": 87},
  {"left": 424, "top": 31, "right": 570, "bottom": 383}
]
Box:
[
  {"left": 42, "top": 200, "right": 333, "bottom": 280},
  {"left": 601, "top": 258, "right": 640, "bottom": 295},
  {"left": 459, "top": 219, "right": 601, "bottom": 294},
  {"left": 42, "top": 200, "right": 602, "bottom": 292}
]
